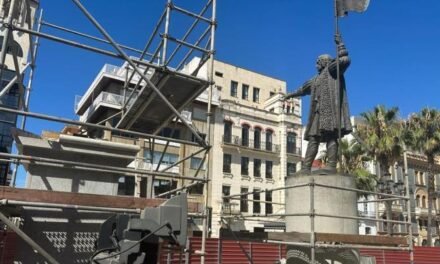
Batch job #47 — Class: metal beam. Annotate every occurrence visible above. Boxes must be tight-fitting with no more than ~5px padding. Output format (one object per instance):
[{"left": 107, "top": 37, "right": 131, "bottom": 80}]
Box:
[
  {"left": 41, "top": 21, "right": 149, "bottom": 56},
  {"left": 0, "top": 106, "right": 203, "bottom": 147}
]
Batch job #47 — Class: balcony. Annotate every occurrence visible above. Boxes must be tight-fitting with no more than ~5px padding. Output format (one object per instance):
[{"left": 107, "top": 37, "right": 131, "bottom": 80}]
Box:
[
  {"left": 222, "top": 135, "right": 280, "bottom": 153},
  {"left": 76, "top": 92, "right": 136, "bottom": 123}
]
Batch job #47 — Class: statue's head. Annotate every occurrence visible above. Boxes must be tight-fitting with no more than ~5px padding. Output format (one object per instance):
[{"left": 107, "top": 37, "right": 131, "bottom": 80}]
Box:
[{"left": 316, "top": 54, "right": 332, "bottom": 72}]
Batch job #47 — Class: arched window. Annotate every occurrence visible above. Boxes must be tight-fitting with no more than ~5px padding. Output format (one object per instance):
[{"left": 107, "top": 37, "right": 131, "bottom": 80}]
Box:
[
  {"left": 422, "top": 195, "right": 427, "bottom": 208},
  {"left": 254, "top": 127, "right": 261, "bottom": 149},
  {"left": 416, "top": 195, "right": 420, "bottom": 207},
  {"left": 242, "top": 124, "right": 250, "bottom": 147},
  {"left": 287, "top": 132, "right": 297, "bottom": 154}
]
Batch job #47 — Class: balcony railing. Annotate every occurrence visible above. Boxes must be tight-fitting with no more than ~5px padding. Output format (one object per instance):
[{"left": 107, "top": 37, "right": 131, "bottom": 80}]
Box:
[
  {"left": 287, "top": 146, "right": 302, "bottom": 156},
  {"left": 77, "top": 92, "right": 136, "bottom": 122},
  {"left": 222, "top": 135, "right": 280, "bottom": 153},
  {"left": 378, "top": 222, "right": 410, "bottom": 234}
]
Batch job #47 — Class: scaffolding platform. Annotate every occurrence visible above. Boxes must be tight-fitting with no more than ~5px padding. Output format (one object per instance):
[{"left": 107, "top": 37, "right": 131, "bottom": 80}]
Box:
[{"left": 116, "top": 69, "right": 210, "bottom": 134}]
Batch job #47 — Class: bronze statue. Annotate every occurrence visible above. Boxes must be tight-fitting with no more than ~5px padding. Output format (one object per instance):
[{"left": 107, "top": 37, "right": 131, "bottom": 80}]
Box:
[{"left": 285, "top": 35, "right": 352, "bottom": 174}]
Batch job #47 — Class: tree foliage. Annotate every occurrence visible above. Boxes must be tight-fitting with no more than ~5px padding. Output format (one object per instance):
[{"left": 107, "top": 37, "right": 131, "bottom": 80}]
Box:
[{"left": 357, "top": 105, "right": 403, "bottom": 176}]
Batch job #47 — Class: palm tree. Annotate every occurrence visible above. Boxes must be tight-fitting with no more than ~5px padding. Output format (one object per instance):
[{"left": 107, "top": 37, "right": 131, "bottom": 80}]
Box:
[
  {"left": 404, "top": 108, "right": 440, "bottom": 246},
  {"left": 357, "top": 105, "right": 403, "bottom": 178},
  {"left": 356, "top": 105, "right": 404, "bottom": 235}
]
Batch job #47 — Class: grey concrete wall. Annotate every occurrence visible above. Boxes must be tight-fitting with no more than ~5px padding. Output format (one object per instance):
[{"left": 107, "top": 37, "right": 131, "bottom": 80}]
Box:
[{"left": 285, "top": 174, "right": 358, "bottom": 234}]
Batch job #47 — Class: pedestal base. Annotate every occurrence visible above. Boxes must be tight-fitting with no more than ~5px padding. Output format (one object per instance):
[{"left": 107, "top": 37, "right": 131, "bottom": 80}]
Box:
[{"left": 285, "top": 173, "right": 358, "bottom": 234}]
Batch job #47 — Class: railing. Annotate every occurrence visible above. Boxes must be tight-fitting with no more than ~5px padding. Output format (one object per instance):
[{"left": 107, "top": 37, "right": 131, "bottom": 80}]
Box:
[
  {"left": 222, "top": 135, "right": 280, "bottom": 153},
  {"left": 78, "top": 92, "right": 136, "bottom": 122},
  {"left": 287, "top": 146, "right": 302, "bottom": 156},
  {"left": 378, "top": 222, "right": 409, "bottom": 234}
]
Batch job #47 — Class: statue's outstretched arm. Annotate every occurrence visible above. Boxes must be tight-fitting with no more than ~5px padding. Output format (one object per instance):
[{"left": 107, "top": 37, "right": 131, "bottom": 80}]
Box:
[{"left": 285, "top": 77, "right": 314, "bottom": 99}]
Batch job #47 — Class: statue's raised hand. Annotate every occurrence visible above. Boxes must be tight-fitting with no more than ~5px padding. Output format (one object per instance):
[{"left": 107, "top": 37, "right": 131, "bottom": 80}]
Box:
[{"left": 335, "top": 34, "right": 343, "bottom": 45}]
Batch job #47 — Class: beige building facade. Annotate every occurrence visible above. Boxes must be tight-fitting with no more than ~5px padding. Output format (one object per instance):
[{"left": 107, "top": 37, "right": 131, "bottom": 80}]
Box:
[{"left": 184, "top": 59, "right": 303, "bottom": 236}]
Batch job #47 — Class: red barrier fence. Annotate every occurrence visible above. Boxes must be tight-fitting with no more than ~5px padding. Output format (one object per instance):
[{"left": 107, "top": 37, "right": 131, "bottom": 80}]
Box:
[
  {"left": 159, "top": 237, "right": 440, "bottom": 264},
  {"left": 3, "top": 231, "right": 440, "bottom": 263}
]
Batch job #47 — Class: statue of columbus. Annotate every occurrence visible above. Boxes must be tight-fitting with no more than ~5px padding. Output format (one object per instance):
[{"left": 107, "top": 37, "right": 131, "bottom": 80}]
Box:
[{"left": 285, "top": 35, "right": 352, "bottom": 174}]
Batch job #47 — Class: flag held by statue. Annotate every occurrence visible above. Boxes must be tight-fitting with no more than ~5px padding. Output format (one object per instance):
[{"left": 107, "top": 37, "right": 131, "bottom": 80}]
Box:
[{"left": 336, "top": 0, "right": 370, "bottom": 17}]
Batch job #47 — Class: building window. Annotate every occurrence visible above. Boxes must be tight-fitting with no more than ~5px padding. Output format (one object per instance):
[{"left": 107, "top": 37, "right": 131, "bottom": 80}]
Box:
[
  {"left": 215, "top": 71, "right": 223, "bottom": 77},
  {"left": 266, "top": 130, "right": 273, "bottom": 151},
  {"left": 190, "top": 157, "right": 203, "bottom": 170},
  {"left": 265, "top": 191, "right": 273, "bottom": 215},
  {"left": 240, "top": 187, "right": 248, "bottom": 213},
  {"left": 287, "top": 132, "right": 297, "bottom": 154},
  {"left": 117, "top": 176, "right": 135, "bottom": 196},
  {"left": 365, "top": 227, "right": 371, "bottom": 235},
  {"left": 222, "top": 185, "right": 231, "bottom": 204},
  {"left": 416, "top": 195, "right": 420, "bottom": 207},
  {"left": 159, "top": 127, "right": 180, "bottom": 139},
  {"left": 253, "top": 87, "right": 260, "bottom": 103},
  {"left": 242, "top": 84, "right": 249, "bottom": 100},
  {"left": 270, "top": 91, "right": 275, "bottom": 97},
  {"left": 254, "top": 159, "right": 261, "bottom": 177},
  {"left": 230, "top": 81, "right": 238, "bottom": 97},
  {"left": 153, "top": 179, "right": 177, "bottom": 197},
  {"left": 189, "top": 183, "right": 204, "bottom": 195},
  {"left": 422, "top": 196, "right": 427, "bottom": 208},
  {"left": 266, "top": 160, "right": 273, "bottom": 179},
  {"left": 191, "top": 133, "right": 206, "bottom": 143},
  {"left": 242, "top": 124, "right": 250, "bottom": 147},
  {"left": 241, "top": 157, "right": 249, "bottom": 175},
  {"left": 254, "top": 127, "right": 261, "bottom": 149},
  {"left": 223, "top": 154, "right": 232, "bottom": 173},
  {"left": 287, "top": 162, "right": 296, "bottom": 176},
  {"left": 253, "top": 190, "right": 261, "bottom": 214},
  {"left": 144, "top": 150, "right": 178, "bottom": 167},
  {"left": 224, "top": 121, "right": 232, "bottom": 143}
]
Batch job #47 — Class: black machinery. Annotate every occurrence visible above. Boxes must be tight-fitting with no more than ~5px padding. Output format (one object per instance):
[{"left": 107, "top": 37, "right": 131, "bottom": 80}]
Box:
[{"left": 90, "top": 193, "right": 188, "bottom": 264}]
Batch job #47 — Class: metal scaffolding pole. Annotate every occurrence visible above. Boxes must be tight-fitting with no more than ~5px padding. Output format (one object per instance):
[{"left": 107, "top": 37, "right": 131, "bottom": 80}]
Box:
[
  {"left": 403, "top": 146, "right": 415, "bottom": 264},
  {"left": 200, "top": 0, "right": 216, "bottom": 262},
  {"left": 41, "top": 21, "right": 149, "bottom": 56},
  {"left": 0, "top": 106, "right": 203, "bottom": 147},
  {"left": 0, "top": 0, "right": 17, "bottom": 85},
  {"left": 0, "top": 152, "right": 208, "bottom": 182}
]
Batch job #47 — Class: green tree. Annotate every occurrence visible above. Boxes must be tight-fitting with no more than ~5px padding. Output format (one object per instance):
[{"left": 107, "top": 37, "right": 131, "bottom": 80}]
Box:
[
  {"left": 357, "top": 105, "right": 403, "bottom": 177},
  {"left": 356, "top": 105, "right": 403, "bottom": 235},
  {"left": 404, "top": 108, "right": 440, "bottom": 246},
  {"left": 339, "top": 138, "right": 376, "bottom": 195}
]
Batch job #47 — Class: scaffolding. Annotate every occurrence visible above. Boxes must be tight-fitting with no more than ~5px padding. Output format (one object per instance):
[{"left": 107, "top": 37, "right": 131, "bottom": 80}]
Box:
[{"left": 0, "top": 0, "right": 217, "bottom": 263}]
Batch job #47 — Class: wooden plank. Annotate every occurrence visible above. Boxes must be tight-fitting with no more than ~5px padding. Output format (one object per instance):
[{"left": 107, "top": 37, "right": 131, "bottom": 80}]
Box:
[
  {"left": 221, "top": 231, "right": 407, "bottom": 246},
  {"left": 0, "top": 186, "right": 201, "bottom": 212}
]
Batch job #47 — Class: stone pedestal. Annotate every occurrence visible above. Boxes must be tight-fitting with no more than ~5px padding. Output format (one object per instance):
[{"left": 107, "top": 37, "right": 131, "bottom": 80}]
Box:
[{"left": 285, "top": 173, "right": 358, "bottom": 234}]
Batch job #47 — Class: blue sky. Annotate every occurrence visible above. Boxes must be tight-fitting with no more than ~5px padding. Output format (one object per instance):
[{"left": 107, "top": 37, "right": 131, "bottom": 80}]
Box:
[{"left": 15, "top": 0, "right": 440, "bottom": 186}]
